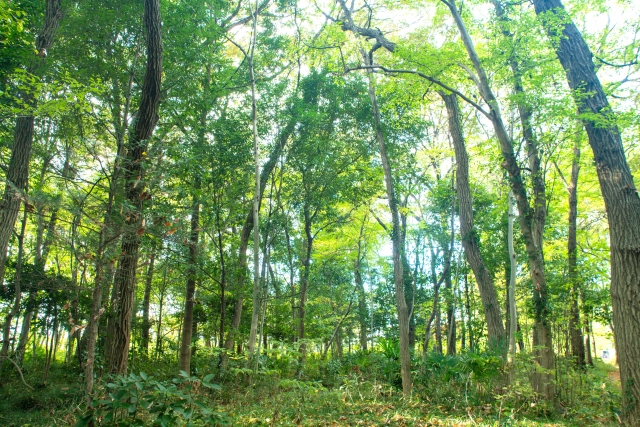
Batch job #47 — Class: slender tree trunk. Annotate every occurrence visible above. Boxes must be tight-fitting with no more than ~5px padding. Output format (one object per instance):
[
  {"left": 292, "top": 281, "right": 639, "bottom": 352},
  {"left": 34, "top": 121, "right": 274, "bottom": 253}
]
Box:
[
  {"left": 533, "top": 1, "right": 640, "bottom": 420},
  {"left": 155, "top": 266, "right": 167, "bottom": 359},
  {"left": 298, "top": 206, "right": 313, "bottom": 363},
  {"left": 141, "top": 247, "right": 157, "bottom": 355},
  {"left": 465, "top": 271, "right": 474, "bottom": 352},
  {"left": 446, "top": 277, "right": 456, "bottom": 355},
  {"left": 585, "top": 319, "right": 593, "bottom": 366},
  {"left": 363, "top": 52, "right": 412, "bottom": 395},
  {"left": 247, "top": 10, "right": 261, "bottom": 357},
  {"left": 508, "top": 192, "right": 518, "bottom": 362},
  {"left": 0, "top": 0, "right": 63, "bottom": 286},
  {"left": 561, "top": 142, "right": 586, "bottom": 367},
  {"left": 1, "top": 208, "right": 28, "bottom": 358},
  {"left": 400, "top": 212, "right": 417, "bottom": 352},
  {"left": 355, "top": 215, "right": 368, "bottom": 351},
  {"left": 440, "top": 92, "right": 506, "bottom": 351},
  {"left": 179, "top": 191, "right": 200, "bottom": 373},
  {"left": 445, "top": 1, "right": 554, "bottom": 399},
  {"left": 106, "top": 0, "right": 162, "bottom": 375},
  {"left": 216, "top": 204, "right": 227, "bottom": 348},
  {"left": 225, "top": 121, "right": 295, "bottom": 351},
  {"left": 435, "top": 305, "right": 443, "bottom": 354}
]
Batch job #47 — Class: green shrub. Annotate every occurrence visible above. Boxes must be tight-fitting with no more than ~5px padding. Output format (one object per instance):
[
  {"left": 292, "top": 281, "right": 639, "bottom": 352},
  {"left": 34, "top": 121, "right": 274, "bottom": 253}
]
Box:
[{"left": 77, "top": 371, "right": 228, "bottom": 427}]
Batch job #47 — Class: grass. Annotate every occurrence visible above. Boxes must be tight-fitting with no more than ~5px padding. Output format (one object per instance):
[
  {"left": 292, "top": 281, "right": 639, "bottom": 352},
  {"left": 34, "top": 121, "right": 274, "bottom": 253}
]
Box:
[
  {"left": 222, "top": 378, "right": 617, "bottom": 427},
  {"left": 0, "top": 353, "right": 621, "bottom": 427}
]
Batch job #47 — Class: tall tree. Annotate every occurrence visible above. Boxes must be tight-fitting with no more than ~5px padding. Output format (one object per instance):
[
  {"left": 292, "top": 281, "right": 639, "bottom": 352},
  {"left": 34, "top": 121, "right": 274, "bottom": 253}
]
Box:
[
  {"left": 363, "top": 52, "right": 412, "bottom": 395},
  {"left": 105, "top": 0, "right": 162, "bottom": 374},
  {"left": 440, "top": 92, "right": 506, "bottom": 350},
  {"left": 533, "top": 1, "right": 640, "bottom": 422},
  {"left": 443, "top": 0, "right": 554, "bottom": 398},
  {"left": 0, "top": 0, "right": 63, "bottom": 286}
]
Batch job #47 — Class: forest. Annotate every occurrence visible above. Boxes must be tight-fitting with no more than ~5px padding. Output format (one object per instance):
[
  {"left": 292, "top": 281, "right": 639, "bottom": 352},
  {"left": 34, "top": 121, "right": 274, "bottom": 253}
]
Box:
[{"left": 0, "top": 0, "right": 639, "bottom": 425}]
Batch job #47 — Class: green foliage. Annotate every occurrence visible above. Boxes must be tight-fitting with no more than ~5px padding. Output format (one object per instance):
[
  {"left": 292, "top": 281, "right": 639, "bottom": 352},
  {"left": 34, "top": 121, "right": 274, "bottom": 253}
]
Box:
[{"left": 77, "top": 371, "right": 227, "bottom": 427}]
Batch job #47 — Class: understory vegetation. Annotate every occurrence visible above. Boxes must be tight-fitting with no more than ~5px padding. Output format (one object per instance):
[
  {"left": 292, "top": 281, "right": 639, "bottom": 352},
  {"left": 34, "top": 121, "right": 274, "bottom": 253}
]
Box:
[
  {"left": 1, "top": 346, "right": 621, "bottom": 426},
  {"left": 1, "top": 0, "right": 639, "bottom": 425}
]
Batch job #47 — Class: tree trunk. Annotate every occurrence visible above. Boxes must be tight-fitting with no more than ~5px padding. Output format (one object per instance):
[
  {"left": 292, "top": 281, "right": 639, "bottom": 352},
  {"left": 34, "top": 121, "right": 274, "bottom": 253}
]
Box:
[
  {"left": 141, "top": 247, "right": 157, "bottom": 355},
  {"left": 155, "top": 266, "right": 167, "bottom": 359},
  {"left": 465, "top": 271, "right": 474, "bottom": 352},
  {"left": 563, "top": 142, "right": 586, "bottom": 367},
  {"left": 179, "top": 193, "right": 200, "bottom": 373},
  {"left": 445, "top": 1, "right": 554, "bottom": 399},
  {"left": 533, "top": 1, "right": 640, "bottom": 420},
  {"left": 446, "top": 281, "right": 456, "bottom": 356},
  {"left": 440, "top": 91, "right": 506, "bottom": 351},
  {"left": 435, "top": 305, "right": 443, "bottom": 354},
  {"left": 106, "top": 0, "right": 162, "bottom": 375},
  {"left": 298, "top": 205, "right": 313, "bottom": 363},
  {"left": 0, "top": 0, "right": 63, "bottom": 286},
  {"left": 355, "top": 215, "right": 368, "bottom": 351},
  {"left": 247, "top": 14, "right": 261, "bottom": 357},
  {"left": 216, "top": 203, "right": 227, "bottom": 348},
  {"left": 225, "top": 120, "right": 295, "bottom": 351},
  {"left": 508, "top": 192, "right": 518, "bottom": 362},
  {"left": 1, "top": 208, "right": 28, "bottom": 358},
  {"left": 363, "top": 52, "right": 411, "bottom": 395}
]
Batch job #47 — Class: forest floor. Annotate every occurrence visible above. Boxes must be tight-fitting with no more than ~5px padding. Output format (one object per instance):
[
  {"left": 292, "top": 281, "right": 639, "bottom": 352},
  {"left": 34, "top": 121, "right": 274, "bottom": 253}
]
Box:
[
  {"left": 222, "top": 381, "right": 618, "bottom": 427},
  {"left": 0, "top": 360, "right": 621, "bottom": 426}
]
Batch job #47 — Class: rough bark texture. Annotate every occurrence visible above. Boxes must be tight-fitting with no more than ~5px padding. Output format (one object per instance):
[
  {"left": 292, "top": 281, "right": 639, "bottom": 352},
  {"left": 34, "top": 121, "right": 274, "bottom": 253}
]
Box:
[
  {"left": 0, "top": 0, "right": 63, "bottom": 285},
  {"left": 445, "top": 1, "right": 554, "bottom": 398},
  {"left": 441, "top": 92, "right": 506, "bottom": 350},
  {"left": 106, "top": 0, "right": 162, "bottom": 374},
  {"left": 533, "top": 1, "right": 640, "bottom": 421}
]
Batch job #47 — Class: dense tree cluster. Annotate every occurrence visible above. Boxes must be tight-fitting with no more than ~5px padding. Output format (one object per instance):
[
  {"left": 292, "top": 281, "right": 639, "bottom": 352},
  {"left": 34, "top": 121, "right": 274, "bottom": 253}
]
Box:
[{"left": 1, "top": 0, "right": 638, "bottom": 424}]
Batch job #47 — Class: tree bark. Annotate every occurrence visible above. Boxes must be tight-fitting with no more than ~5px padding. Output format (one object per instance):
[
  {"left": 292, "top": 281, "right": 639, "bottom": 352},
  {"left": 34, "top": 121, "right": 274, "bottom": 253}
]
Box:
[
  {"left": 507, "top": 192, "right": 518, "bottom": 362},
  {"left": 440, "top": 92, "right": 506, "bottom": 351},
  {"left": 363, "top": 52, "right": 412, "bottom": 395},
  {"left": 445, "top": 0, "right": 554, "bottom": 399},
  {"left": 0, "top": 208, "right": 28, "bottom": 358},
  {"left": 0, "top": 0, "right": 63, "bottom": 286},
  {"left": 355, "top": 215, "right": 368, "bottom": 351},
  {"left": 106, "top": 0, "right": 162, "bottom": 375},
  {"left": 533, "top": 1, "right": 640, "bottom": 420},
  {"left": 562, "top": 142, "right": 586, "bottom": 367},
  {"left": 179, "top": 191, "right": 200, "bottom": 373},
  {"left": 141, "top": 247, "right": 157, "bottom": 355},
  {"left": 298, "top": 203, "right": 313, "bottom": 363},
  {"left": 247, "top": 12, "right": 261, "bottom": 358}
]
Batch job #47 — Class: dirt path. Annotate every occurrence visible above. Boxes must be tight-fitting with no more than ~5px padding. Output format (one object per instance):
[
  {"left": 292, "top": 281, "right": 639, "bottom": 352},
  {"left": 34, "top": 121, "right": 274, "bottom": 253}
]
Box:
[{"left": 608, "top": 367, "right": 621, "bottom": 389}]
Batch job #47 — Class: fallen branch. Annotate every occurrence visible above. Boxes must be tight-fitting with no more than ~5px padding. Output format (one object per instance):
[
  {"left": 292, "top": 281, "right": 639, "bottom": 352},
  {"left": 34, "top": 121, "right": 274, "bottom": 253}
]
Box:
[{"left": 0, "top": 355, "right": 34, "bottom": 391}]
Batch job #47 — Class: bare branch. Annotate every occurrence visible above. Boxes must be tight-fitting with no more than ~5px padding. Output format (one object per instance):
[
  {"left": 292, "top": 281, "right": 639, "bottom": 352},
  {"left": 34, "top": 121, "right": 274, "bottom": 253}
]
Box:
[
  {"left": 0, "top": 356, "right": 34, "bottom": 391},
  {"left": 343, "top": 64, "right": 491, "bottom": 118}
]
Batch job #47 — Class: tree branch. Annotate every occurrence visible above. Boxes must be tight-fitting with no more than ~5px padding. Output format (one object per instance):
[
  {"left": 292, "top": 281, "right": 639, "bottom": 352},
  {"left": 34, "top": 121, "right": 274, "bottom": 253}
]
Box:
[{"left": 343, "top": 65, "right": 491, "bottom": 118}]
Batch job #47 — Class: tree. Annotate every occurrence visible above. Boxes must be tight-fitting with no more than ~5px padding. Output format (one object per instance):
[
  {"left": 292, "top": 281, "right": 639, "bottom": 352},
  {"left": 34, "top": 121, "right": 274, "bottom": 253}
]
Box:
[
  {"left": 105, "top": 0, "right": 162, "bottom": 375},
  {"left": 440, "top": 91, "right": 506, "bottom": 351},
  {"left": 0, "top": 0, "right": 63, "bottom": 286},
  {"left": 533, "top": 1, "right": 640, "bottom": 422}
]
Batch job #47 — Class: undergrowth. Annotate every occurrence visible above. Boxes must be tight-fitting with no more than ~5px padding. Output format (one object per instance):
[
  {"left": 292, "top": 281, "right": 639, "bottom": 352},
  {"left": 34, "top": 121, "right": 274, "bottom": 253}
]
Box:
[{"left": 0, "top": 345, "right": 620, "bottom": 426}]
